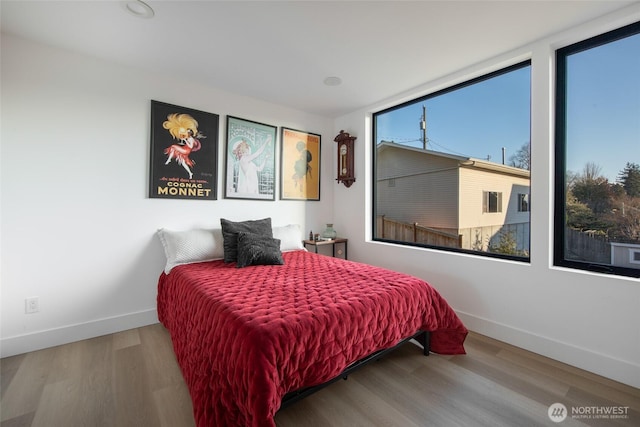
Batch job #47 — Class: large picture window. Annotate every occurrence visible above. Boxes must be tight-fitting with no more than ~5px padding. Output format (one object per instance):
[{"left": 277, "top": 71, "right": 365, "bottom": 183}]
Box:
[
  {"left": 373, "top": 62, "right": 531, "bottom": 260},
  {"left": 555, "top": 21, "right": 640, "bottom": 278}
]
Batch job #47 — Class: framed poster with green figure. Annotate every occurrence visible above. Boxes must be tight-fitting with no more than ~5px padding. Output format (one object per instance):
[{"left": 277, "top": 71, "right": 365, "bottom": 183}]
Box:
[{"left": 224, "top": 116, "right": 277, "bottom": 201}]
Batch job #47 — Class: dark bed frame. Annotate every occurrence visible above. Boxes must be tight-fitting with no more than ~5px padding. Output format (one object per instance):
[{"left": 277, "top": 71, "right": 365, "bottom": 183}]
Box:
[{"left": 280, "top": 330, "right": 431, "bottom": 410}]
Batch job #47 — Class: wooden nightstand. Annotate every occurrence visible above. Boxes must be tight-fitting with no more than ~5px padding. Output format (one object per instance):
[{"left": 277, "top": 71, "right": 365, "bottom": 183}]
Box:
[{"left": 303, "top": 238, "right": 348, "bottom": 260}]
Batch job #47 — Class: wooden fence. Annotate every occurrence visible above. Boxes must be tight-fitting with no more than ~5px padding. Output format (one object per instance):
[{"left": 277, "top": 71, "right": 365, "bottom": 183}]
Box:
[
  {"left": 564, "top": 227, "right": 610, "bottom": 264},
  {"left": 376, "top": 215, "right": 461, "bottom": 248}
]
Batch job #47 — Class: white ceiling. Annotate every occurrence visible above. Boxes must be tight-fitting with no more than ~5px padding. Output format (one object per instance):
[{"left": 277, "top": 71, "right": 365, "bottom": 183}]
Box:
[{"left": 1, "top": 1, "right": 636, "bottom": 117}]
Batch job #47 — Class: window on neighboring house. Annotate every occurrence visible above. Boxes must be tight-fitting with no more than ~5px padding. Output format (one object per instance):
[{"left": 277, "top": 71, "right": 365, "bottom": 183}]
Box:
[
  {"left": 483, "top": 191, "right": 502, "bottom": 213},
  {"left": 555, "top": 21, "right": 640, "bottom": 278},
  {"left": 518, "top": 193, "right": 529, "bottom": 212},
  {"left": 373, "top": 61, "right": 531, "bottom": 260}
]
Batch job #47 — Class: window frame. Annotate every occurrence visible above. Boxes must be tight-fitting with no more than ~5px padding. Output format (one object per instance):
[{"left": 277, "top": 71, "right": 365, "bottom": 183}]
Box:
[
  {"left": 372, "top": 60, "right": 531, "bottom": 262},
  {"left": 554, "top": 20, "right": 640, "bottom": 278},
  {"left": 483, "top": 191, "right": 503, "bottom": 213},
  {"left": 518, "top": 193, "right": 530, "bottom": 213}
]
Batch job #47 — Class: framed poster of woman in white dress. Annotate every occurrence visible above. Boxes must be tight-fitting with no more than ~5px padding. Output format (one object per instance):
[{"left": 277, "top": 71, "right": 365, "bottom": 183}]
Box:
[{"left": 224, "top": 116, "right": 277, "bottom": 201}]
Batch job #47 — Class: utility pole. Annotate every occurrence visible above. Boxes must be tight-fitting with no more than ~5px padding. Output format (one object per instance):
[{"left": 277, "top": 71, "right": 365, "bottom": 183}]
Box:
[{"left": 420, "top": 105, "right": 427, "bottom": 150}]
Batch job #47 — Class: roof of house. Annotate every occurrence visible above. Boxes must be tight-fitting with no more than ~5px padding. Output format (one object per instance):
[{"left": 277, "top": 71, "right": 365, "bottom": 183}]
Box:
[{"left": 377, "top": 140, "right": 530, "bottom": 178}]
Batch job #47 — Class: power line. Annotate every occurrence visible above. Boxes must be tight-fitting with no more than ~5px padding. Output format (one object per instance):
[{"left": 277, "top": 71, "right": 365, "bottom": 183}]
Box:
[
  {"left": 377, "top": 136, "right": 422, "bottom": 144},
  {"left": 425, "top": 138, "right": 472, "bottom": 157},
  {"left": 379, "top": 135, "right": 472, "bottom": 157}
]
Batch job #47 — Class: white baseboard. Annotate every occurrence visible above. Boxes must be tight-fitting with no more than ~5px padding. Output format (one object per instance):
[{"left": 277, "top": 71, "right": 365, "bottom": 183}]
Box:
[
  {"left": 0, "top": 309, "right": 159, "bottom": 358},
  {"left": 456, "top": 310, "right": 640, "bottom": 389}
]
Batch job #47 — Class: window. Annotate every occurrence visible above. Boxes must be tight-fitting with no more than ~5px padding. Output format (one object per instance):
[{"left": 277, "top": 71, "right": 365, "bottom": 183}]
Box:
[
  {"left": 373, "top": 62, "right": 531, "bottom": 260},
  {"left": 555, "top": 21, "right": 640, "bottom": 278},
  {"left": 518, "top": 193, "right": 530, "bottom": 212},
  {"left": 483, "top": 191, "right": 502, "bottom": 213}
]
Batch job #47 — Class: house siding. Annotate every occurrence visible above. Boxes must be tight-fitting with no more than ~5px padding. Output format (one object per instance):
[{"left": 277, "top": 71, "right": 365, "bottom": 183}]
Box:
[
  {"left": 377, "top": 144, "right": 530, "bottom": 252},
  {"left": 377, "top": 147, "right": 459, "bottom": 229},
  {"left": 458, "top": 167, "right": 530, "bottom": 228},
  {"left": 459, "top": 166, "right": 530, "bottom": 252},
  {"left": 611, "top": 243, "right": 640, "bottom": 268}
]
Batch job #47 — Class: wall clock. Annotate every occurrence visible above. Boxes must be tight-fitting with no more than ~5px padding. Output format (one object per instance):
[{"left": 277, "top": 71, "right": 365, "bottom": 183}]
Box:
[{"left": 334, "top": 130, "right": 356, "bottom": 188}]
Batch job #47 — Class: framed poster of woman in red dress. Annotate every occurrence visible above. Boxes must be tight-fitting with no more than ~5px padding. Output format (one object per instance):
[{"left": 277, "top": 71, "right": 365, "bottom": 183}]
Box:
[{"left": 149, "top": 100, "right": 219, "bottom": 200}]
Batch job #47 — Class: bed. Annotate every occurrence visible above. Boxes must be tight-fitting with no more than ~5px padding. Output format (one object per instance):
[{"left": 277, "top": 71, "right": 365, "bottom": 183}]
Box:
[{"left": 156, "top": 221, "right": 467, "bottom": 427}]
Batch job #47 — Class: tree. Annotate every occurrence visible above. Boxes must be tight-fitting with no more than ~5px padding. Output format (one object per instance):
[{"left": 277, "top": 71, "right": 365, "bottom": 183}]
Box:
[
  {"left": 566, "top": 194, "right": 604, "bottom": 231},
  {"left": 606, "top": 194, "right": 640, "bottom": 241},
  {"left": 617, "top": 162, "right": 640, "bottom": 198},
  {"left": 571, "top": 163, "right": 612, "bottom": 214},
  {"left": 582, "top": 162, "right": 602, "bottom": 181},
  {"left": 487, "top": 230, "right": 528, "bottom": 257},
  {"left": 508, "top": 141, "right": 530, "bottom": 170},
  {"left": 566, "top": 162, "right": 640, "bottom": 243}
]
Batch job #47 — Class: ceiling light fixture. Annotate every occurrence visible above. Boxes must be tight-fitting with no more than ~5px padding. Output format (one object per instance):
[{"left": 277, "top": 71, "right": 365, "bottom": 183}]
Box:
[
  {"left": 323, "top": 76, "right": 342, "bottom": 86},
  {"left": 121, "top": 0, "right": 155, "bottom": 19}
]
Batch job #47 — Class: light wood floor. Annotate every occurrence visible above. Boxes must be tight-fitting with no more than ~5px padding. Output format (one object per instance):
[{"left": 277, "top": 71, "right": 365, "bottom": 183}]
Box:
[{"left": 2, "top": 324, "right": 638, "bottom": 426}]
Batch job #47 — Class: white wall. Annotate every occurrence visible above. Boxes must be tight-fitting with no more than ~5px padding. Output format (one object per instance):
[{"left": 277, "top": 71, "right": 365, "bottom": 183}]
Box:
[
  {"left": 333, "top": 5, "right": 640, "bottom": 388},
  {"left": 0, "top": 34, "right": 334, "bottom": 356}
]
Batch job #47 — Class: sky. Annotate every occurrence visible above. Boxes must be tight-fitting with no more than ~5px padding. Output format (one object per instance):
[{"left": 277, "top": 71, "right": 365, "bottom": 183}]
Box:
[
  {"left": 375, "top": 65, "right": 531, "bottom": 166},
  {"left": 566, "top": 31, "right": 640, "bottom": 182},
  {"left": 375, "top": 30, "right": 639, "bottom": 183}
]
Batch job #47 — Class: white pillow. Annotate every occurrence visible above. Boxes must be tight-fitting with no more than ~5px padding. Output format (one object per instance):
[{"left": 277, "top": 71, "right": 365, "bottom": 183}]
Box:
[
  {"left": 157, "top": 228, "right": 224, "bottom": 274},
  {"left": 272, "top": 224, "right": 305, "bottom": 252}
]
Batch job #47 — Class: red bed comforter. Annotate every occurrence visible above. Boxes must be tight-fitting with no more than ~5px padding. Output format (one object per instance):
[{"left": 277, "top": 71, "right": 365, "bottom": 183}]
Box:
[{"left": 157, "top": 250, "right": 467, "bottom": 427}]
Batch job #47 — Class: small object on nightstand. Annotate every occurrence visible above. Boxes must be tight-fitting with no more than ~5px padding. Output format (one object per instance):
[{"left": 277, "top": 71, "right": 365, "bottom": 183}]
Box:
[
  {"left": 309, "top": 230, "right": 313, "bottom": 240},
  {"left": 303, "top": 237, "right": 348, "bottom": 259},
  {"left": 322, "top": 224, "right": 337, "bottom": 239}
]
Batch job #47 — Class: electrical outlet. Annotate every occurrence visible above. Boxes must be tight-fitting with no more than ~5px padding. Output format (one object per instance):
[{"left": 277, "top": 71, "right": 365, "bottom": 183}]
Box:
[{"left": 25, "top": 297, "right": 39, "bottom": 314}]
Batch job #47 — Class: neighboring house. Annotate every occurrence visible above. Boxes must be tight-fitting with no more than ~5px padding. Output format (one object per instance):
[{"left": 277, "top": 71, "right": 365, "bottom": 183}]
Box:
[
  {"left": 376, "top": 141, "right": 530, "bottom": 253},
  {"left": 611, "top": 242, "right": 640, "bottom": 268}
]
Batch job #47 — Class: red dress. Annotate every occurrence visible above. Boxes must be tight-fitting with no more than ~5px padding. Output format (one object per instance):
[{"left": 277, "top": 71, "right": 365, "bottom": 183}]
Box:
[{"left": 164, "top": 137, "right": 201, "bottom": 166}]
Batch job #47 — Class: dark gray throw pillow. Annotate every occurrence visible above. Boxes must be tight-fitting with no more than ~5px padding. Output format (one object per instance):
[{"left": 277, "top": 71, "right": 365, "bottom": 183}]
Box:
[
  {"left": 220, "top": 217, "right": 273, "bottom": 263},
  {"left": 236, "top": 232, "right": 283, "bottom": 268}
]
